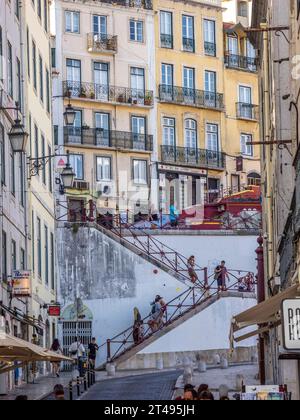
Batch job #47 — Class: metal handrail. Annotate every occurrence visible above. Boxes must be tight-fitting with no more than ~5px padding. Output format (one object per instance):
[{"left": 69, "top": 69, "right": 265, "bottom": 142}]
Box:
[
  {"left": 104, "top": 270, "right": 256, "bottom": 362},
  {"left": 97, "top": 212, "right": 208, "bottom": 289}
]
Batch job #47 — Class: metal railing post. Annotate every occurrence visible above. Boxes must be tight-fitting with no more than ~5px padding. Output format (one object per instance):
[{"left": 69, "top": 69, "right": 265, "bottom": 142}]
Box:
[
  {"left": 107, "top": 339, "right": 111, "bottom": 363},
  {"left": 204, "top": 267, "right": 208, "bottom": 288},
  {"left": 69, "top": 381, "right": 73, "bottom": 401}
]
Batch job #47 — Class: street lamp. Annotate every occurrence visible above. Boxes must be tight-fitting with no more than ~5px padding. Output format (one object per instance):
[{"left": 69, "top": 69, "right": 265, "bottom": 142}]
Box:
[
  {"left": 63, "top": 102, "right": 76, "bottom": 126},
  {"left": 60, "top": 162, "right": 75, "bottom": 189},
  {"left": 8, "top": 119, "right": 28, "bottom": 153}
]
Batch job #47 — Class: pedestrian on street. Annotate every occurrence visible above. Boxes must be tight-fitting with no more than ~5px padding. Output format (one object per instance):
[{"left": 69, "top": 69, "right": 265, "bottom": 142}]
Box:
[
  {"left": 69, "top": 337, "right": 86, "bottom": 378},
  {"left": 183, "top": 388, "right": 198, "bottom": 400},
  {"left": 53, "top": 384, "right": 65, "bottom": 401},
  {"left": 199, "top": 391, "right": 215, "bottom": 400},
  {"left": 214, "top": 260, "right": 230, "bottom": 292},
  {"left": 170, "top": 204, "right": 179, "bottom": 228},
  {"left": 50, "top": 339, "right": 63, "bottom": 378},
  {"left": 88, "top": 338, "right": 99, "bottom": 369},
  {"left": 187, "top": 256, "right": 199, "bottom": 284}
]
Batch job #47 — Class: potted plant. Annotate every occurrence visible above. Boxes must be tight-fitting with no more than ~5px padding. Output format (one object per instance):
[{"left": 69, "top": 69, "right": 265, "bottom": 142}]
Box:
[
  {"left": 118, "top": 94, "right": 125, "bottom": 103},
  {"left": 144, "top": 93, "right": 153, "bottom": 106},
  {"left": 90, "top": 90, "right": 95, "bottom": 100},
  {"left": 79, "top": 86, "right": 87, "bottom": 98}
]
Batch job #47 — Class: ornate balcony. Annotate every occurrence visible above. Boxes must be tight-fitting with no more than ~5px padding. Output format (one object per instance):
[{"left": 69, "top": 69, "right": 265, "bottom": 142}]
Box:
[
  {"left": 159, "top": 85, "right": 224, "bottom": 111},
  {"left": 225, "top": 54, "right": 257, "bottom": 72},
  {"left": 64, "top": 127, "right": 153, "bottom": 152},
  {"left": 161, "top": 145, "right": 226, "bottom": 170},
  {"left": 204, "top": 42, "right": 216, "bottom": 56},
  {"left": 63, "top": 81, "right": 154, "bottom": 107},
  {"left": 99, "top": 0, "right": 153, "bottom": 9},
  {"left": 160, "top": 34, "right": 173, "bottom": 49},
  {"left": 183, "top": 37, "right": 195, "bottom": 53},
  {"left": 236, "top": 102, "right": 259, "bottom": 121},
  {"left": 87, "top": 33, "right": 118, "bottom": 54}
]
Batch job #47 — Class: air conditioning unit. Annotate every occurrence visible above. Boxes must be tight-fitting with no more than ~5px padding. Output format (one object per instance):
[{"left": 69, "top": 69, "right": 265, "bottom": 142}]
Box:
[
  {"left": 73, "top": 181, "right": 90, "bottom": 190},
  {"left": 97, "top": 183, "right": 113, "bottom": 198}
]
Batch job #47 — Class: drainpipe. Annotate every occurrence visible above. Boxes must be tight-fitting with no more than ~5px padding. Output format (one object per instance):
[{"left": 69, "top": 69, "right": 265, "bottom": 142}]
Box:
[{"left": 256, "top": 236, "right": 266, "bottom": 385}]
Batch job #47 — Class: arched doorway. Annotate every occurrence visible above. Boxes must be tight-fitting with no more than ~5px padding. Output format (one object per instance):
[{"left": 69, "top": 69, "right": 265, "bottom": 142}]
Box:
[{"left": 247, "top": 172, "right": 261, "bottom": 186}]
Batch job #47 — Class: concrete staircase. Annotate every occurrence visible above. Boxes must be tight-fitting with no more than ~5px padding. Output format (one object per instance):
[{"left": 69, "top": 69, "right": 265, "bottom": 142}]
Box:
[
  {"left": 100, "top": 290, "right": 256, "bottom": 368},
  {"left": 93, "top": 221, "right": 207, "bottom": 289}
]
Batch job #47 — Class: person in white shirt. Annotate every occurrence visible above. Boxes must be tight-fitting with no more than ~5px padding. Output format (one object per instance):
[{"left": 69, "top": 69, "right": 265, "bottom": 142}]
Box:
[{"left": 69, "top": 338, "right": 86, "bottom": 377}]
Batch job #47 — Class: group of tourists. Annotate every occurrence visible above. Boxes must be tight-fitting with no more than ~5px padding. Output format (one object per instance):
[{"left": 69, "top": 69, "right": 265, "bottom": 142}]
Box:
[{"left": 187, "top": 255, "right": 230, "bottom": 292}]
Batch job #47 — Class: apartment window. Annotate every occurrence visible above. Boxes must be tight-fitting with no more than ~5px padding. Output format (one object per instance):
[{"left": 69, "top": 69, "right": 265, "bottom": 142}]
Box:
[
  {"left": 7, "top": 42, "right": 13, "bottom": 97},
  {"left": 204, "top": 70, "right": 217, "bottom": 106},
  {"left": 16, "top": 58, "right": 22, "bottom": 107},
  {"left": 20, "top": 248, "right": 25, "bottom": 270},
  {"left": 241, "top": 133, "right": 253, "bottom": 156},
  {"left": 15, "top": 0, "right": 20, "bottom": 20},
  {"left": 32, "top": 40, "right": 37, "bottom": 90},
  {"left": 93, "top": 15, "right": 107, "bottom": 36},
  {"left": 48, "top": 145, "right": 52, "bottom": 192},
  {"left": 182, "top": 15, "right": 195, "bottom": 52},
  {"left": 185, "top": 119, "right": 197, "bottom": 149},
  {"left": 12, "top": 240, "right": 17, "bottom": 271},
  {"left": 37, "top": 217, "right": 42, "bottom": 278},
  {"left": 44, "top": 225, "right": 49, "bottom": 286},
  {"left": 44, "top": 0, "right": 48, "bottom": 31},
  {"left": 37, "top": 0, "right": 42, "bottom": 20},
  {"left": 96, "top": 156, "right": 111, "bottom": 181},
  {"left": 65, "top": 11, "right": 80, "bottom": 34},
  {"left": 160, "top": 11, "right": 173, "bottom": 48},
  {"left": 10, "top": 148, "right": 15, "bottom": 196},
  {"left": 130, "top": 20, "right": 144, "bottom": 42},
  {"left": 41, "top": 135, "right": 46, "bottom": 184},
  {"left": 238, "top": 1, "right": 248, "bottom": 17},
  {"left": 39, "top": 55, "right": 44, "bottom": 102},
  {"left": 19, "top": 154, "right": 25, "bottom": 206},
  {"left": 162, "top": 117, "right": 175, "bottom": 146},
  {"left": 50, "top": 233, "right": 55, "bottom": 291},
  {"left": 0, "top": 123, "right": 5, "bottom": 185},
  {"left": 2, "top": 231, "right": 7, "bottom": 280},
  {"left": 46, "top": 68, "right": 50, "bottom": 113},
  {"left": 133, "top": 160, "right": 147, "bottom": 185},
  {"left": 204, "top": 19, "right": 216, "bottom": 56},
  {"left": 206, "top": 123, "right": 219, "bottom": 152},
  {"left": 69, "top": 154, "right": 84, "bottom": 180}
]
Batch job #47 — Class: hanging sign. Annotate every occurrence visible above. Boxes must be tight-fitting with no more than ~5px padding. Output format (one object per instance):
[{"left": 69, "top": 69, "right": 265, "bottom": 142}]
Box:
[
  {"left": 12, "top": 271, "right": 31, "bottom": 297},
  {"left": 282, "top": 299, "right": 300, "bottom": 351},
  {"left": 48, "top": 305, "right": 61, "bottom": 317}
]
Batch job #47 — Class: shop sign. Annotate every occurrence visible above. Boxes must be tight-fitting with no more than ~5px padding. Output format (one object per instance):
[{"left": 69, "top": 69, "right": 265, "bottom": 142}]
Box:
[
  {"left": 282, "top": 299, "right": 300, "bottom": 351},
  {"left": 12, "top": 271, "right": 31, "bottom": 297}
]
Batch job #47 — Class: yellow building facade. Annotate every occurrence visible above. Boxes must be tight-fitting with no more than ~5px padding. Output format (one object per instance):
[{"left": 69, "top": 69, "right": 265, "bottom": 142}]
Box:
[{"left": 155, "top": 0, "right": 260, "bottom": 212}]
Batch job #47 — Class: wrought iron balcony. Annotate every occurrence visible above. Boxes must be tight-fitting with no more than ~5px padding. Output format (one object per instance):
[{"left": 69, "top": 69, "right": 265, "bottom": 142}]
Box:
[
  {"left": 99, "top": 0, "right": 153, "bottom": 9},
  {"left": 64, "top": 127, "right": 153, "bottom": 152},
  {"left": 183, "top": 37, "right": 195, "bottom": 52},
  {"left": 161, "top": 145, "right": 226, "bottom": 170},
  {"left": 63, "top": 81, "right": 154, "bottom": 107},
  {"left": 160, "top": 33, "right": 173, "bottom": 49},
  {"left": 159, "top": 85, "right": 224, "bottom": 110},
  {"left": 87, "top": 33, "right": 118, "bottom": 54},
  {"left": 236, "top": 102, "right": 259, "bottom": 121},
  {"left": 204, "top": 42, "right": 216, "bottom": 56},
  {"left": 225, "top": 54, "right": 257, "bottom": 72}
]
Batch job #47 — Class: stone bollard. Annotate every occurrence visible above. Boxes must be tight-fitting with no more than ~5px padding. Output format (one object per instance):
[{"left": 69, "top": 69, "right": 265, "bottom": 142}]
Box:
[
  {"left": 236, "top": 374, "right": 245, "bottom": 392},
  {"left": 219, "top": 384, "right": 229, "bottom": 399},
  {"left": 156, "top": 356, "right": 164, "bottom": 371},
  {"left": 183, "top": 367, "right": 193, "bottom": 386},
  {"left": 106, "top": 363, "right": 116, "bottom": 377},
  {"left": 198, "top": 361, "right": 207, "bottom": 373},
  {"left": 221, "top": 356, "right": 229, "bottom": 369},
  {"left": 213, "top": 354, "right": 221, "bottom": 365},
  {"left": 183, "top": 356, "right": 191, "bottom": 368}
]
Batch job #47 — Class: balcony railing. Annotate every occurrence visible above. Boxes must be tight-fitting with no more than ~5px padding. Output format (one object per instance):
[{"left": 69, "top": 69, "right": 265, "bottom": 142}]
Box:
[
  {"left": 63, "top": 81, "right": 154, "bottom": 107},
  {"left": 236, "top": 102, "right": 259, "bottom": 121},
  {"left": 204, "top": 42, "right": 216, "bottom": 56},
  {"left": 183, "top": 37, "right": 195, "bottom": 52},
  {"left": 161, "top": 145, "right": 226, "bottom": 170},
  {"left": 159, "top": 85, "right": 224, "bottom": 110},
  {"left": 64, "top": 127, "right": 153, "bottom": 152},
  {"left": 160, "top": 33, "right": 173, "bottom": 49},
  {"left": 87, "top": 33, "right": 118, "bottom": 54},
  {"left": 225, "top": 54, "right": 257, "bottom": 72},
  {"left": 99, "top": 0, "right": 153, "bottom": 9}
]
